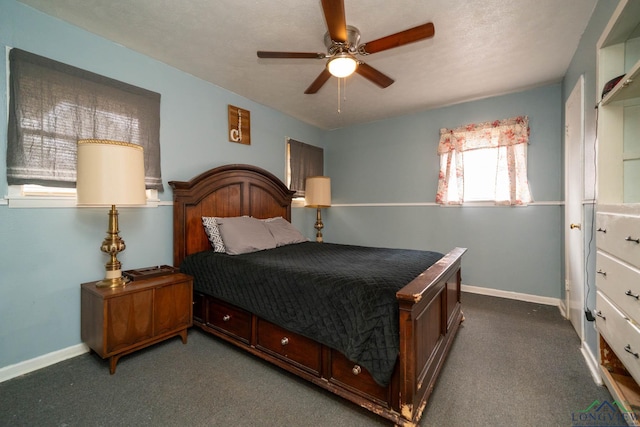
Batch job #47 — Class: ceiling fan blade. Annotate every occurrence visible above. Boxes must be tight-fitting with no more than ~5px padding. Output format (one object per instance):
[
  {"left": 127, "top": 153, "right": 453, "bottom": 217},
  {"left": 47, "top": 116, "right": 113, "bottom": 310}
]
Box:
[
  {"left": 360, "top": 22, "right": 435, "bottom": 55},
  {"left": 257, "top": 51, "right": 326, "bottom": 59},
  {"left": 355, "top": 62, "right": 394, "bottom": 88},
  {"left": 321, "top": 0, "right": 347, "bottom": 43},
  {"left": 305, "top": 69, "right": 332, "bottom": 94}
]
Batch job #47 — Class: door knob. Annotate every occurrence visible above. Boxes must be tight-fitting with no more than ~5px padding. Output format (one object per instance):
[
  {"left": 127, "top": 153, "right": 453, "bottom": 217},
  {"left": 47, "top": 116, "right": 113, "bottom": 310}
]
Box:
[{"left": 570, "top": 223, "right": 581, "bottom": 230}]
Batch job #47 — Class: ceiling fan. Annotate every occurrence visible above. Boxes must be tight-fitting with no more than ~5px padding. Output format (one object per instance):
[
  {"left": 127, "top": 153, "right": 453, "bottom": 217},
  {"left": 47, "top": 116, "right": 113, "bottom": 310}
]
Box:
[{"left": 257, "top": 0, "right": 435, "bottom": 94}]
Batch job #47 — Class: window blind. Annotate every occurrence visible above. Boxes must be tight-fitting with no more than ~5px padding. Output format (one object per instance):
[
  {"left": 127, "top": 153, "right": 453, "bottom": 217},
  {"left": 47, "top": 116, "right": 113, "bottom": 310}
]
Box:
[
  {"left": 7, "top": 48, "right": 163, "bottom": 190},
  {"left": 288, "top": 138, "right": 323, "bottom": 197}
]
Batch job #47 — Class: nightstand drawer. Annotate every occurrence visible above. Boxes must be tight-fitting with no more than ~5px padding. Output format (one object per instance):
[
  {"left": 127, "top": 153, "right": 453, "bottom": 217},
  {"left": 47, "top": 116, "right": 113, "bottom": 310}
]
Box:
[
  {"left": 597, "top": 291, "right": 640, "bottom": 384},
  {"left": 256, "top": 319, "right": 321, "bottom": 376},
  {"left": 206, "top": 299, "right": 251, "bottom": 343},
  {"left": 596, "top": 251, "right": 640, "bottom": 325},
  {"left": 596, "top": 212, "right": 640, "bottom": 267}
]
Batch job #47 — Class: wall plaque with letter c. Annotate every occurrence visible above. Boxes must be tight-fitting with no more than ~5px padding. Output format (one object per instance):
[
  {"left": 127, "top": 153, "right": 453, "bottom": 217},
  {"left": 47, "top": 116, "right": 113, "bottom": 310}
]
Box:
[{"left": 228, "top": 104, "right": 251, "bottom": 145}]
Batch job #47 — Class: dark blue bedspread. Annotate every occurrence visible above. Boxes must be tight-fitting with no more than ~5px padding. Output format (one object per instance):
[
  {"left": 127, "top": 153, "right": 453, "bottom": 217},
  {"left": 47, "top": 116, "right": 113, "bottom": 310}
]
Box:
[{"left": 180, "top": 242, "right": 442, "bottom": 386}]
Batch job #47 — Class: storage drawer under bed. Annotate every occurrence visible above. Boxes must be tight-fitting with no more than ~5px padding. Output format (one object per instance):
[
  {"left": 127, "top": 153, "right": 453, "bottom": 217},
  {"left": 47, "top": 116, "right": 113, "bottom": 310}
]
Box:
[
  {"left": 329, "top": 348, "right": 391, "bottom": 405},
  {"left": 255, "top": 318, "right": 322, "bottom": 376},
  {"left": 205, "top": 298, "right": 252, "bottom": 343}
]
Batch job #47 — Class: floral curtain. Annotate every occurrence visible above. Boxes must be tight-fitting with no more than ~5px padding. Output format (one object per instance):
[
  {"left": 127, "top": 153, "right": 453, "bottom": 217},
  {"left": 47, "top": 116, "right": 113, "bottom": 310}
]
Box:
[{"left": 436, "top": 116, "right": 532, "bottom": 205}]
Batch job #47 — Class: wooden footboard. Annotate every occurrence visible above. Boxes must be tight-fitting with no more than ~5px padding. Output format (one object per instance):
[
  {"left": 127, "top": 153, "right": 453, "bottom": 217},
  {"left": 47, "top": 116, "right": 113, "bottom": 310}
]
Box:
[
  {"left": 395, "top": 247, "right": 466, "bottom": 425},
  {"left": 170, "top": 165, "right": 466, "bottom": 426}
]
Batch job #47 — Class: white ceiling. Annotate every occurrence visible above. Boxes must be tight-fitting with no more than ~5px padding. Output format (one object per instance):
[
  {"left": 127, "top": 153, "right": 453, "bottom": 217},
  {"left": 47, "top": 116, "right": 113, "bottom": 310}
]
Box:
[{"left": 18, "top": 0, "right": 597, "bottom": 130}]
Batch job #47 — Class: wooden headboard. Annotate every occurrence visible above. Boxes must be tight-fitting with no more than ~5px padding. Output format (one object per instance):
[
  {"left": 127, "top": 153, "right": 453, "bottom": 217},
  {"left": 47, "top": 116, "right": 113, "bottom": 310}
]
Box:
[{"left": 168, "top": 164, "right": 295, "bottom": 267}]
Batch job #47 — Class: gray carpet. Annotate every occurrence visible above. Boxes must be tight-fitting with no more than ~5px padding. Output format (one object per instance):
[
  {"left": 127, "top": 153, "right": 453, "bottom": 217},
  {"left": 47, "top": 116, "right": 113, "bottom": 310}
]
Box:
[{"left": 0, "top": 293, "right": 613, "bottom": 426}]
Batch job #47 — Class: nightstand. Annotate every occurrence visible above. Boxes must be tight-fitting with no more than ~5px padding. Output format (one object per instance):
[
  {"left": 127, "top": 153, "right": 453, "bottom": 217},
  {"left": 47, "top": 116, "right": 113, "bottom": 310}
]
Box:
[{"left": 81, "top": 272, "right": 193, "bottom": 374}]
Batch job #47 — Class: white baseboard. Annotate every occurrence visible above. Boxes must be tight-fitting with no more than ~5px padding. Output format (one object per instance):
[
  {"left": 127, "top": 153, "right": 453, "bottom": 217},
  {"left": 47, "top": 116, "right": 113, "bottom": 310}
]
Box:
[
  {"left": 557, "top": 299, "right": 568, "bottom": 318},
  {"left": 581, "top": 343, "right": 603, "bottom": 386},
  {"left": 462, "top": 284, "right": 562, "bottom": 307},
  {"left": 0, "top": 343, "right": 89, "bottom": 383}
]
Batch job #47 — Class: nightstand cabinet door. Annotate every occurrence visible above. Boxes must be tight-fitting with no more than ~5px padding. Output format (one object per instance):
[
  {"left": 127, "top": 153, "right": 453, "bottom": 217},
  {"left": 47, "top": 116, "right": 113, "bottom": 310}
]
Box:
[
  {"left": 154, "top": 280, "right": 192, "bottom": 336},
  {"left": 107, "top": 289, "right": 154, "bottom": 353}
]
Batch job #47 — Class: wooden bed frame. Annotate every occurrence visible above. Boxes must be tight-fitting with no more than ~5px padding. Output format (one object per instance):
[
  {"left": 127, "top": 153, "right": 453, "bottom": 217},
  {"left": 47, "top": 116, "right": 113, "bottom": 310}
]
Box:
[{"left": 170, "top": 164, "right": 466, "bottom": 426}]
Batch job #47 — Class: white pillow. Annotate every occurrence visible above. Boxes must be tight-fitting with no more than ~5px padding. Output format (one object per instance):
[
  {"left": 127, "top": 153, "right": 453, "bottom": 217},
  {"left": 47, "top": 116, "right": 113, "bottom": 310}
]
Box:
[
  {"left": 216, "top": 216, "right": 277, "bottom": 255},
  {"left": 263, "top": 217, "right": 307, "bottom": 247},
  {"left": 202, "top": 217, "right": 226, "bottom": 253}
]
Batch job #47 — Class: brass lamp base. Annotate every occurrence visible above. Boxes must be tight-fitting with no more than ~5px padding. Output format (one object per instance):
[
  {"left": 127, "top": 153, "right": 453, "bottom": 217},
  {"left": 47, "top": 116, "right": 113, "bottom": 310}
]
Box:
[
  {"left": 314, "top": 207, "right": 324, "bottom": 243},
  {"left": 95, "top": 205, "right": 129, "bottom": 288},
  {"left": 95, "top": 276, "right": 130, "bottom": 288}
]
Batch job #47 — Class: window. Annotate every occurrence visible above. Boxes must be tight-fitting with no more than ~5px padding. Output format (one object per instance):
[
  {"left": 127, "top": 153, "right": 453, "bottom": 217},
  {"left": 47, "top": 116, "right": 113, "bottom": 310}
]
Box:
[
  {"left": 436, "top": 116, "right": 532, "bottom": 205},
  {"left": 7, "top": 48, "right": 163, "bottom": 193},
  {"left": 286, "top": 138, "right": 324, "bottom": 197}
]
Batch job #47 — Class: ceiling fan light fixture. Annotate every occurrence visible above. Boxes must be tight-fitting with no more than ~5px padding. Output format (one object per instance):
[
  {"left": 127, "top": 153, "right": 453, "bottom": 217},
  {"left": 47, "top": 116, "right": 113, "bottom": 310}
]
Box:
[{"left": 327, "top": 53, "right": 357, "bottom": 78}]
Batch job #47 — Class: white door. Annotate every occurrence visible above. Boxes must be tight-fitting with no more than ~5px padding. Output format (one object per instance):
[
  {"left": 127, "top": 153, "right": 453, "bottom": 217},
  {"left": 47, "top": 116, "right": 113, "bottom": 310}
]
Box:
[{"left": 565, "top": 75, "right": 585, "bottom": 340}]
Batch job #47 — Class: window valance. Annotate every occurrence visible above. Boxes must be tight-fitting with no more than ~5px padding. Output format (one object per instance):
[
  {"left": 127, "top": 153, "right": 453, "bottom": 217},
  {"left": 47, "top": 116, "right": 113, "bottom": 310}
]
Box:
[{"left": 438, "top": 116, "right": 529, "bottom": 154}]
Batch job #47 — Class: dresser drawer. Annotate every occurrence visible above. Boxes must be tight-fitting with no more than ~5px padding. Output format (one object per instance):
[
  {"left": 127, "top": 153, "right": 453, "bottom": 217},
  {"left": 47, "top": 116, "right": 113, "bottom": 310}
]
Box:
[
  {"left": 596, "top": 212, "right": 640, "bottom": 267},
  {"left": 206, "top": 299, "right": 251, "bottom": 343},
  {"left": 596, "top": 292, "right": 640, "bottom": 384},
  {"left": 597, "top": 251, "right": 640, "bottom": 325},
  {"left": 329, "top": 349, "right": 390, "bottom": 405},
  {"left": 256, "top": 319, "right": 321, "bottom": 375}
]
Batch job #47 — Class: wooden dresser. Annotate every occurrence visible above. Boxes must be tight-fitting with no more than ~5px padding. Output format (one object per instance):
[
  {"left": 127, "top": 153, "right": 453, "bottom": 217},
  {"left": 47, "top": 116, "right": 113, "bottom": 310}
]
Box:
[
  {"left": 595, "top": 0, "right": 640, "bottom": 417},
  {"left": 81, "top": 272, "right": 193, "bottom": 374}
]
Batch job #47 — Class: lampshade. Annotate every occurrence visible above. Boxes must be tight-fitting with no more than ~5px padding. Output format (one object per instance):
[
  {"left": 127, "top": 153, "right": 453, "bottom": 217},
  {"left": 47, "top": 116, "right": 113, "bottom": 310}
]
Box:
[
  {"left": 305, "top": 176, "right": 331, "bottom": 208},
  {"left": 327, "top": 54, "right": 357, "bottom": 78},
  {"left": 77, "top": 139, "right": 146, "bottom": 206}
]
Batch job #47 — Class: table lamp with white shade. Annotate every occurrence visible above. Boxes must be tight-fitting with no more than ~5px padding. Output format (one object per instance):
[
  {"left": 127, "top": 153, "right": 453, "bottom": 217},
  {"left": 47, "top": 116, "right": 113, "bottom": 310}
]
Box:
[
  {"left": 76, "top": 139, "right": 147, "bottom": 288},
  {"left": 304, "top": 176, "right": 331, "bottom": 243}
]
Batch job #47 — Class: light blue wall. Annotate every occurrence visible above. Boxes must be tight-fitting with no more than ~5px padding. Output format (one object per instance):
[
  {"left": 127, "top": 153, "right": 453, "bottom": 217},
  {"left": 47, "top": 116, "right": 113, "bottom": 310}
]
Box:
[
  {"left": 0, "top": 0, "right": 619, "bottom": 373},
  {"left": 562, "top": 0, "right": 619, "bottom": 360},
  {"left": 0, "top": 0, "right": 322, "bottom": 369},
  {"left": 321, "top": 84, "right": 564, "bottom": 298}
]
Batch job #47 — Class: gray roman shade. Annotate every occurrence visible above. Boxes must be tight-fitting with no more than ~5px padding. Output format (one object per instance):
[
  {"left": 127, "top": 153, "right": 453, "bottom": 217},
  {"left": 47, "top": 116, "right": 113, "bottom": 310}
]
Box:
[
  {"left": 7, "top": 48, "right": 163, "bottom": 190},
  {"left": 288, "top": 138, "right": 323, "bottom": 197}
]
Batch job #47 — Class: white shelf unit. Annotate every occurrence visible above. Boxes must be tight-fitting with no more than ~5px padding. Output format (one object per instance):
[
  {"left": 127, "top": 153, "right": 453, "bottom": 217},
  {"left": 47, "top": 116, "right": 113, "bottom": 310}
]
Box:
[
  {"left": 597, "top": 0, "right": 640, "bottom": 204},
  {"left": 595, "top": 1, "right": 640, "bottom": 421}
]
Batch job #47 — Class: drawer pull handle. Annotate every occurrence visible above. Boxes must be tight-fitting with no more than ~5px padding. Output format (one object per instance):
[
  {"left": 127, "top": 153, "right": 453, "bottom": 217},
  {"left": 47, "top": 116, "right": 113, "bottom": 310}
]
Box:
[
  {"left": 595, "top": 310, "right": 606, "bottom": 320},
  {"left": 352, "top": 365, "right": 362, "bottom": 375},
  {"left": 626, "top": 236, "right": 640, "bottom": 244},
  {"left": 222, "top": 314, "right": 231, "bottom": 322},
  {"left": 625, "top": 345, "right": 639, "bottom": 358},
  {"left": 625, "top": 290, "right": 640, "bottom": 300},
  {"left": 281, "top": 337, "right": 289, "bottom": 346},
  {"left": 597, "top": 227, "right": 607, "bottom": 233},
  {"left": 596, "top": 270, "right": 607, "bottom": 277}
]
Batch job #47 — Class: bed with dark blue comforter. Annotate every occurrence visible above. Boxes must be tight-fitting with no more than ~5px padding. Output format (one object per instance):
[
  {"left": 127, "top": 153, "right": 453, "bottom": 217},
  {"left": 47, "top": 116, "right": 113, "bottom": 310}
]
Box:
[{"left": 180, "top": 241, "right": 443, "bottom": 386}]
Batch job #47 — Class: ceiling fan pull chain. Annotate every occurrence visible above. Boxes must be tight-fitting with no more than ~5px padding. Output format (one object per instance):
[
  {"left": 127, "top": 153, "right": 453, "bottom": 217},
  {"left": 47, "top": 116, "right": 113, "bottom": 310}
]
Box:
[
  {"left": 337, "top": 77, "right": 342, "bottom": 114},
  {"left": 343, "top": 76, "right": 347, "bottom": 102}
]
